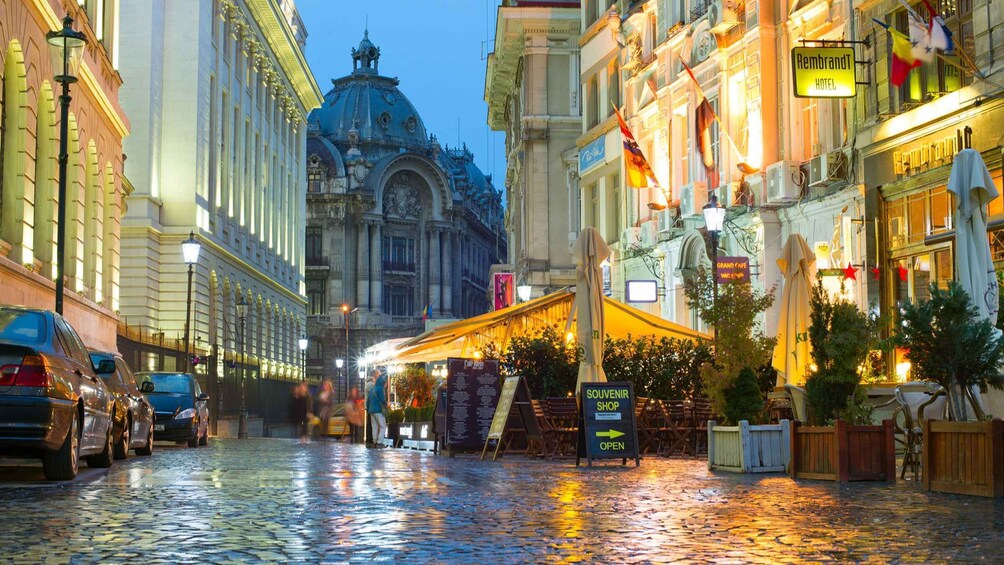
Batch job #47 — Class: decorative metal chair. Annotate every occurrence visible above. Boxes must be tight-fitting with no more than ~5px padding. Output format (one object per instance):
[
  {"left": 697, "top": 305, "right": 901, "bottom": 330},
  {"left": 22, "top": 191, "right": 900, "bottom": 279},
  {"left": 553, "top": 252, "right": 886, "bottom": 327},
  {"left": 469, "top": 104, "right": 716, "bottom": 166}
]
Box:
[{"left": 881, "top": 382, "right": 947, "bottom": 480}]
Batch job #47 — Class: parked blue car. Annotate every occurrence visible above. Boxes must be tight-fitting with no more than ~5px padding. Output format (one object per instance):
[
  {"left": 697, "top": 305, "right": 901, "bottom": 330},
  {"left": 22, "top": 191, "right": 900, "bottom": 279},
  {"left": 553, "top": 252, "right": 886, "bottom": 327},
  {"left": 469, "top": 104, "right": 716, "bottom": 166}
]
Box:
[{"left": 135, "top": 372, "right": 209, "bottom": 448}]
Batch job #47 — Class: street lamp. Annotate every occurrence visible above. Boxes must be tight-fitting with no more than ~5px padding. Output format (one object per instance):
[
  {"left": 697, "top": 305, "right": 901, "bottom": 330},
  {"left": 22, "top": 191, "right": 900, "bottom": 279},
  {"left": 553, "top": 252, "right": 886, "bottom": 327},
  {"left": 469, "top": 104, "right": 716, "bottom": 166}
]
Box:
[
  {"left": 342, "top": 304, "right": 356, "bottom": 401},
  {"left": 182, "top": 231, "right": 201, "bottom": 373},
  {"left": 236, "top": 294, "right": 248, "bottom": 439},
  {"left": 46, "top": 16, "right": 86, "bottom": 315},
  {"left": 336, "top": 358, "right": 344, "bottom": 396},
  {"left": 702, "top": 192, "right": 726, "bottom": 344},
  {"left": 516, "top": 284, "right": 532, "bottom": 303},
  {"left": 298, "top": 336, "right": 308, "bottom": 381}
]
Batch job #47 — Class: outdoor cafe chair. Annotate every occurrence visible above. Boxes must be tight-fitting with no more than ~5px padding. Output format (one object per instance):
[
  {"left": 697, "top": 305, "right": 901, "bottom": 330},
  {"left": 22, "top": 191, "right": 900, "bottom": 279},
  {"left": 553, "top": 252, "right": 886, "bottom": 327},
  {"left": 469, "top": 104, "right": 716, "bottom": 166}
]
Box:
[
  {"left": 658, "top": 399, "right": 695, "bottom": 457},
  {"left": 784, "top": 384, "right": 809, "bottom": 423},
  {"left": 877, "top": 382, "right": 947, "bottom": 480},
  {"left": 635, "top": 397, "right": 660, "bottom": 455},
  {"left": 690, "top": 398, "right": 716, "bottom": 456},
  {"left": 544, "top": 397, "right": 579, "bottom": 457},
  {"left": 530, "top": 399, "right": 561, "bottom": 459}
]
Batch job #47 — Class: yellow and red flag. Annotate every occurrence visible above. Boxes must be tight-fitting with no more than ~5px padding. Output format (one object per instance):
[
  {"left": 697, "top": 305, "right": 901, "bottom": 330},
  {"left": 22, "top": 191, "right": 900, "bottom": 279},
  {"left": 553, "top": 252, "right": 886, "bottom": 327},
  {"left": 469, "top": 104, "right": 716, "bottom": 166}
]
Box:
[{"left": 613, "top": 106, "right": 660, "bottom": 190}]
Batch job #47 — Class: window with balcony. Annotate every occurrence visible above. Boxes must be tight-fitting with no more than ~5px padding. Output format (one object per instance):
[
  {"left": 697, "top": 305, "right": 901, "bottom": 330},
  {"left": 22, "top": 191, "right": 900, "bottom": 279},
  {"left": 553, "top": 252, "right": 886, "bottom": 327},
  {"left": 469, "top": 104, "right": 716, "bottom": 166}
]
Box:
[
  {"left": 383, "top": 285, "right": 414, "bottom": 317},
  {"left": 308, "top": 169, "right": 321, "bottom": 193},
  {"left": 382, "top": 236, "right": 415, "bottom": 272},
  {"left": 306, "top": 279, "right": 326, "bottom": 315},
  {"left": 306, "top": 226, "right": 323, "bottom": 265}
]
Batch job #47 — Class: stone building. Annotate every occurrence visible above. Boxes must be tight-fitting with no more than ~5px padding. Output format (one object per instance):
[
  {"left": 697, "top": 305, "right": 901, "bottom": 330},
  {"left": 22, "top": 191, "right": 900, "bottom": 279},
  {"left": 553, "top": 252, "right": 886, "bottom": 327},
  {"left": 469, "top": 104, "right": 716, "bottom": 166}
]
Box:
[
  {"left": 0, "top": 0, "right": 129, "bottom": 352},
  {"left": 116, "top": 0, "right": 322, "bottom": 432},
  {"left": 485, "top": 0, "right": 582, "bottom": 301},
  {"left": 305, "top": 32, "right": 506, "bottom": 394}
]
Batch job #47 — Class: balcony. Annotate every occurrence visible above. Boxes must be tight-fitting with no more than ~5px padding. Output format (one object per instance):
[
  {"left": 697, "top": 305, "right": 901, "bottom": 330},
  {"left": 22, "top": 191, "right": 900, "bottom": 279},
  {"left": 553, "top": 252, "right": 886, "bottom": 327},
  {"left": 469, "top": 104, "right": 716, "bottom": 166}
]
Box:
[
  {"left": 382, "top": 261, "right": 416, "bottom": 273},
  {"left": 306, "top": 256, "right": 329, "bottom": 271}
]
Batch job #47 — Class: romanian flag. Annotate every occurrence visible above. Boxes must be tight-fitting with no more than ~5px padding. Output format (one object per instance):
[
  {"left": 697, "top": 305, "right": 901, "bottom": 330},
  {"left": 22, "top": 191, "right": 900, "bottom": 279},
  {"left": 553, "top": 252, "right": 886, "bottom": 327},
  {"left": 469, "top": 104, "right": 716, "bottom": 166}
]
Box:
[
  {"left": 421, "top": 304, "right": 431, "bottom": 321},
  {"left": 614, "top": 106, "right": 660, "bottom": 190}
]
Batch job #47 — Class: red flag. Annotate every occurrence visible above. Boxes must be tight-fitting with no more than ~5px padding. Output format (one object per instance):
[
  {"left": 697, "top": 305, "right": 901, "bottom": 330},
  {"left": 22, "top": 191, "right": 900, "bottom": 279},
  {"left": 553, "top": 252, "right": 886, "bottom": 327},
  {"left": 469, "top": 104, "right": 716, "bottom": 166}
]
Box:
[{"left": 695, "top": 97, "right": 718, "bottom": 188}]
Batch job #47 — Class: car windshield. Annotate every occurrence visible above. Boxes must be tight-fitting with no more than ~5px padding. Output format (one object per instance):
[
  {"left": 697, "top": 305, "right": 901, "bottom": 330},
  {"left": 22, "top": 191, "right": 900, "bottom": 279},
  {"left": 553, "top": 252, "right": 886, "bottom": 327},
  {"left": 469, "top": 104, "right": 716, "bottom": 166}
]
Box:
[
  {"left": 0, "top": 310, "right": 45, "bottom": 345},
  {"left": 143, "top": 373, "right": 192, "bottom": 395}
]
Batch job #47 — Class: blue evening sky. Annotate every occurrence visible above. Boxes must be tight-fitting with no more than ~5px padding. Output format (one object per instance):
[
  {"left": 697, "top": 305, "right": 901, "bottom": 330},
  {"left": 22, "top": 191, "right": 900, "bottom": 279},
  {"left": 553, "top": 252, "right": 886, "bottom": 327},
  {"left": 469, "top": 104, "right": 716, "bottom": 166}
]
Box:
[{"left": 296, "top": 0, "right": 506, "bottom": 187}]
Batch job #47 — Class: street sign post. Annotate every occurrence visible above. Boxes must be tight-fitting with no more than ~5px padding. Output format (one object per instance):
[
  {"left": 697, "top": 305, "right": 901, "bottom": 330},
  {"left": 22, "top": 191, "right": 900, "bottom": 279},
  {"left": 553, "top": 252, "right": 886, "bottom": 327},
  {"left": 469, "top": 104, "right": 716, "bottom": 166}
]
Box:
[{"left": 576, "top": 381, "right": 640, "bottom": 467}]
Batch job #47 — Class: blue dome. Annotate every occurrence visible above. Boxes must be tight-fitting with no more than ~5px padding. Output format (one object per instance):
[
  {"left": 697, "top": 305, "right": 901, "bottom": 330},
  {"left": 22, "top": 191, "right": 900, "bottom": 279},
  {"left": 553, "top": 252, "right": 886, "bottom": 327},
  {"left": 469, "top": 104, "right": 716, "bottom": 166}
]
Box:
[{"left": 308, "top": 33, "right": 428, "bottom": 150}]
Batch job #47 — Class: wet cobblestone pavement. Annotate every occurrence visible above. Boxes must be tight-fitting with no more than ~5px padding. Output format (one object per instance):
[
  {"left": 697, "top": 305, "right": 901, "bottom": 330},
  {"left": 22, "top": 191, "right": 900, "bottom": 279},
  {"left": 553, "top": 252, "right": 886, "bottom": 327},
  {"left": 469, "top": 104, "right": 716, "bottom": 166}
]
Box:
[{"left": 1, "top": 439, "right": 1003, "bottom": 563}]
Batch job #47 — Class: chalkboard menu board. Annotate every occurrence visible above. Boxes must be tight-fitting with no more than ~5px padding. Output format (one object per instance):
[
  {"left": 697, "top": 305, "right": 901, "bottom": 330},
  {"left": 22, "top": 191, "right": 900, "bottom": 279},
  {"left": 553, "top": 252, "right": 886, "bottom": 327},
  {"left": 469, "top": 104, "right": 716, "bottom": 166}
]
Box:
[{"left": 445, "top": 357, "right": 500, "bottom": 453}]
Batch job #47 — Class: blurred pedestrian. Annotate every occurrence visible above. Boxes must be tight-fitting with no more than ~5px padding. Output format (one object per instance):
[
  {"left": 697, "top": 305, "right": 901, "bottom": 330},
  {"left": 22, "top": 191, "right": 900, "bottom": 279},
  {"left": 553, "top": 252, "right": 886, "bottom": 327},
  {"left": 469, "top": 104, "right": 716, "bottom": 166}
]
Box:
[
  {"left": 345, "top": 386, "right": 365, "bottom": 443},
  {"left": 365, "top": 369, "right": 388, "bottom": 447},
  {"left": 315, "top": 380, "right": 333, "bottom": 440},
  {"left": 290, "top": 382, "right": 312, "bottom": 444}
]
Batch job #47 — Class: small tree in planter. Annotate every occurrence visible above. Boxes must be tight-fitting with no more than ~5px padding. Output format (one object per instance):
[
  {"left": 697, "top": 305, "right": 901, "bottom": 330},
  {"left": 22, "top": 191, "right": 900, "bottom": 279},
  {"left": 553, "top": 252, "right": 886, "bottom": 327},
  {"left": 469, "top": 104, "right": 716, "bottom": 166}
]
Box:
[
  {"left": 684, "top": 269, "right": 776, "bottom": 421},
  {"left": 805, "top": 281, "right": 879, "bottom": 425},
  {"left": 895, "top": 282, "right": 1004, "bottom": 421}
]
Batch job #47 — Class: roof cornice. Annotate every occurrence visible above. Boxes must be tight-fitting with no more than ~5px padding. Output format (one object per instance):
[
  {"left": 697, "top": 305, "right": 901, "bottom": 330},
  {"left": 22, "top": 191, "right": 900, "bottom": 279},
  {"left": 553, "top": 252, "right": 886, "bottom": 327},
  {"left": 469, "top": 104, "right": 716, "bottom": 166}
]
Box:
[{"left": 245, "top": 0, "right": 323, "bottom": 113}]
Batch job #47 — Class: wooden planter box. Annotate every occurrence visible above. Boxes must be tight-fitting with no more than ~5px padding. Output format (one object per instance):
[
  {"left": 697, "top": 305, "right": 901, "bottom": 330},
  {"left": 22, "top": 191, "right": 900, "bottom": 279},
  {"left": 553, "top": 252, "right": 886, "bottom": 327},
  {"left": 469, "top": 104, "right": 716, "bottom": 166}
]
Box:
[
  {"left": 708, "top": 420, "right": 791, "bottom": 473},
  {"left": 790, "top": 420, "right": 895, "bottom": 481},
  {"left": 923, "top": 419, "right": 1004, "bottom": 497}
]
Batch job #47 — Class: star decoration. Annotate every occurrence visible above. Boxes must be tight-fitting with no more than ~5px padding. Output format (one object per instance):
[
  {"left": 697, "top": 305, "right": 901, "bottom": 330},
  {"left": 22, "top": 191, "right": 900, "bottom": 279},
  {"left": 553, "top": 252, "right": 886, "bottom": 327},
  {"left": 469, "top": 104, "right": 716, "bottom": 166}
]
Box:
[
  {"left": 871, "top": 266, "right": 881, "bottom": 280},
  {"left": 842, "top": 264, "right": 858, "bottom": 280},
  {"left": 898, "top": 265, "right": 909, "bottom": 281}
]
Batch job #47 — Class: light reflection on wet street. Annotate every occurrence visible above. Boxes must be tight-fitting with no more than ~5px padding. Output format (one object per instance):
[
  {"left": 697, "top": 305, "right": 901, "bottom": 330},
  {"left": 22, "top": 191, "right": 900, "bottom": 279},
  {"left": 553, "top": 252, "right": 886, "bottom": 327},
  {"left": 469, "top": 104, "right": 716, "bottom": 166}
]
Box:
[{"left": 0, "top": 438, "right": 1002, "bottom": 563}]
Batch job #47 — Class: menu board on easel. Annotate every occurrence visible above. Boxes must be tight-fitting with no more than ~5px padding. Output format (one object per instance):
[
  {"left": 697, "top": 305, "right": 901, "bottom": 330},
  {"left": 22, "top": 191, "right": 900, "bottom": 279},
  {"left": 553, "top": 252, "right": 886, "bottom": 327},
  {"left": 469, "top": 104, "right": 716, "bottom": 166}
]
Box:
[{"left": 445, "top": 357, "right": 500, "bottom": 454}]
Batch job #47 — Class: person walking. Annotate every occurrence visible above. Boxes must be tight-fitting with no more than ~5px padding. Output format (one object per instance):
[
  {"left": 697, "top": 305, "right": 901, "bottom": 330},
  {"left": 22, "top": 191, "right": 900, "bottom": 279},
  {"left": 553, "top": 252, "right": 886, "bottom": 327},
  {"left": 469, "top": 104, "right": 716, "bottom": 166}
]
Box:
[
  {"left": 345, "top": 386, "right": 365, "bottom": 443},
  {"left": 290, "top": 382, "right": 312, "bottom": 444},
  {"left": 365, "top": 369, "right": 388, "bottom": 447},
  {"left": 315, "top": 380, "right": 333, "bottom": 440}
]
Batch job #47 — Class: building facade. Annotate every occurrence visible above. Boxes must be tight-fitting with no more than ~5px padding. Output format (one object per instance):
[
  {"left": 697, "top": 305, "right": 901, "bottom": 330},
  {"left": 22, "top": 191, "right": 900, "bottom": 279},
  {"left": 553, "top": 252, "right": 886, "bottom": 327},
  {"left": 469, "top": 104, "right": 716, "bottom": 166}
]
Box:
[
  {"left": 578, "top": 0, "right": 1002, "bottom": 388},
  {"left": 485, "top": 0, "right": 582, "bottom": 300},
  {"left": 305, "top": 33, "right": 506, "bottom": 397},
  {"left": 0, "top": 0, "right": 129, "bottom": 352},
  {"left": 116, "top": 0, "right": 322, "bottom": 429}
]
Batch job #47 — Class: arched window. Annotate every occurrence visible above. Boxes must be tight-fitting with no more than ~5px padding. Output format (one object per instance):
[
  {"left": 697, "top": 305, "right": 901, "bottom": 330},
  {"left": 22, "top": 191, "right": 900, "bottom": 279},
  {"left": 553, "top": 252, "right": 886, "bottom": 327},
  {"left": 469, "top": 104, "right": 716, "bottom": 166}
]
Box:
[
  {"left": 2, "top": 40, "right": 30, "bottom": 261},
  {"left": 65, "top": 113, "right": 85, "bottom": 293},
  {"left": 102, "top": 163, "right": 118, "bottom": 310},
  {"left": 34, "top": 81, "right": 57, "bottom": 278},
  {"left": 83, "top": 140, "right": 103, "bottom": 301}
]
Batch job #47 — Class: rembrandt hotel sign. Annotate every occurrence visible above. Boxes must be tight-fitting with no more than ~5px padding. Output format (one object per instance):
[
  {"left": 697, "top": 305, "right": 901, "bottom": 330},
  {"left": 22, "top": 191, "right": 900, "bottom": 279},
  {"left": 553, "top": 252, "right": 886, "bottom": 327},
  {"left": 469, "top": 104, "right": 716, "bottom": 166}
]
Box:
[{"left": 791, "top": 47, "right": 856, "bottom": 98}]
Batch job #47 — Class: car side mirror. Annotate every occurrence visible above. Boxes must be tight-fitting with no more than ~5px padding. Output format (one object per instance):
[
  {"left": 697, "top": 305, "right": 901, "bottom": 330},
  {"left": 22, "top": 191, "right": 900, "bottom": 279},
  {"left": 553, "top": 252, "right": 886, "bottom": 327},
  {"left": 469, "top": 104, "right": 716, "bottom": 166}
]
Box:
[
  {"left": 94, "top": 359, "right": 116, "bottom": 375},
  {"left": 197, "top": 393, "right": 209, "bottom": 402},
  {"left": 140, "top": 381, "right": 155, "bottom": 393}
]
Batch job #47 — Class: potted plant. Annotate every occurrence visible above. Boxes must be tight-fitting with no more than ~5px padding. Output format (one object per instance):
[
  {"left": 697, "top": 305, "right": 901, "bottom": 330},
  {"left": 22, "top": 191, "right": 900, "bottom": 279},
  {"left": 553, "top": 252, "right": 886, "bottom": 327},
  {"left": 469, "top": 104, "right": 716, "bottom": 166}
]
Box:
[
  {"left": 384, "top": 409, "right": 405, "bottom": 447},
  {"left": 897, "top": 282, "right": 1004, "bottom": 496},
  {"left": 684, "top": 270, "right": 790, "bottom": 472},
  {"left": 790, "top": 282, "right": 895, "bottom": 482}
]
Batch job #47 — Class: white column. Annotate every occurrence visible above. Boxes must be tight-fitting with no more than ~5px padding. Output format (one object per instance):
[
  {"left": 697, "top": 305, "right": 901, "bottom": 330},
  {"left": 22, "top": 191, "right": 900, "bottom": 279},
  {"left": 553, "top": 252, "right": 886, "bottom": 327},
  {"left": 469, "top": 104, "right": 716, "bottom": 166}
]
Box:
[
  {"left": 357, "top": 222, "right": 369, "bottom": 310},
  {"left": 442, "top": 230, "right": 453, "bottom": 316},
  {"left": 370, "top": 222, "right": 382, "bottom": 314},
  {"left": 429, "top": 228, "right": 440, "bottom": 316}
]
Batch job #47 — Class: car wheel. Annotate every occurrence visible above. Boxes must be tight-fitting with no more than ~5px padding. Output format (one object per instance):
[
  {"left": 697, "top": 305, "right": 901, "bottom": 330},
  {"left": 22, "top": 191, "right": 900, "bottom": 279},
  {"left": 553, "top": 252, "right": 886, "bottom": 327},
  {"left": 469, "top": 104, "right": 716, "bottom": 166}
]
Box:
[
  {"left": 198, "top": 430, "right": 208, "bottom": 447},
  {"left": 187, "top": 434, "right": 198, "bottom": 448},
  {"left": 43, "top": 411, "right": 79, "bottom": 481},
  {"left": 114, "top": 416, "right": 130, "bottom": 460},
  {"left": 87, "top": 422, "right": 115, "bottom": 468},
  {"left": 136, "top": 426, "right": 153, "bottom": 456}
]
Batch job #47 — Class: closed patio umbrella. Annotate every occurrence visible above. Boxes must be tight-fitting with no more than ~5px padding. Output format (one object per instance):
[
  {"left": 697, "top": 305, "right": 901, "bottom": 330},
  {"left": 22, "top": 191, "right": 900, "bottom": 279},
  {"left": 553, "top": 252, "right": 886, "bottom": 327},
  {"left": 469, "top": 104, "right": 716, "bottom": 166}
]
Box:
[
  {"left": 572, "top": 227, "right": 611, "bottom": 394},
  {"left": 772, "top": 233, "right": 816, "bottom": 387},
  {"left": 947, "top": 148, "right": 1000, "bottom": 419}
]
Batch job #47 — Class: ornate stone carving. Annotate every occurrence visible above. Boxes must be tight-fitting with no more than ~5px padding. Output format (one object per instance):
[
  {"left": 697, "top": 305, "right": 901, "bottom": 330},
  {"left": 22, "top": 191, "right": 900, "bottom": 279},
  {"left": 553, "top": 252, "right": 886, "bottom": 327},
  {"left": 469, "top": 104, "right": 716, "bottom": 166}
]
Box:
[{"left": 382, "top": 184, "right": 421, "bottom": 219}]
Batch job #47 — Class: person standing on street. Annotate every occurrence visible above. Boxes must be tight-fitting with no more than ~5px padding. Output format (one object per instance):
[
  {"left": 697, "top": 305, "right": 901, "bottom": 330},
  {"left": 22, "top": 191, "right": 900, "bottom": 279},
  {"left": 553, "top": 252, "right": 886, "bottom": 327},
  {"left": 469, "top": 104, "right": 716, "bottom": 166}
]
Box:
[
  {"left": 345, "top": 386, "right": 365, "bottom": 443},
  {"left": 365, "top": 369, "right": 388, "bottom": 447},
  {"left": 290, "top": 382, "right": 312, "bottom": 444},
  {"left": 315, "top": 380, "right": 333, "bottom": 440}
]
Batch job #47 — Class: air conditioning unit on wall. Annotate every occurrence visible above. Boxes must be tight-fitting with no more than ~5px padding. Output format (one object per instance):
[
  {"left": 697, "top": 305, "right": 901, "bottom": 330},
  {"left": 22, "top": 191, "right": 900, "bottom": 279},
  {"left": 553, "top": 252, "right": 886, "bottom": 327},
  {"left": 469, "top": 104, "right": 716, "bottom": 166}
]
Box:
[
  {"left": 765, "top": 161, "right": 802, "bottom": 204},
  {"left": 680, "top": 181, "right": 708, "bottom": 217},
  {"left": 808, "top": 151, "right": 848, "bottom": 189},
  {"left": 639, "top": 220, "right": 658, "bottom": 248},
  {"left": 622, "top": 227, "right": 642, "bottom": 248}
]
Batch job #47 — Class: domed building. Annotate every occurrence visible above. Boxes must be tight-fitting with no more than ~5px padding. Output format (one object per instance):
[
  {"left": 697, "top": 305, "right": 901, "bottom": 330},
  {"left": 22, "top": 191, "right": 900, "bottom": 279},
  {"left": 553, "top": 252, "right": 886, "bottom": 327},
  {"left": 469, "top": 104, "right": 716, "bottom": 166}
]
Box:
[{"left": 304, "top": 32, "right": 506, "bottom": 392}]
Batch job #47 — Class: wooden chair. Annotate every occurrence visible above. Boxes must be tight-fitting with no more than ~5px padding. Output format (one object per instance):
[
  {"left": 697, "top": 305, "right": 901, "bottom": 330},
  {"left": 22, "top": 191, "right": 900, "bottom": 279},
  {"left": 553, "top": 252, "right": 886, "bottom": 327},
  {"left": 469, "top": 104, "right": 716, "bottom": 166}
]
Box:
[
  {"left": 658, "top": 399, "right": 695, "bottom": 457},
  {"left": 635, "top": 397, "right": 661, "bottom": 455},
  {"left": 690, "top": 398, "right": 716, "bottom": 456},
  {"left": 784, "top": 384, "right": 809, "bottom": 423},
  {"left": 545, "top": 397, "right": 579, "bottom": 457},
  {"left": 530, "top": 399, "right": 560, "bottom": 459}
]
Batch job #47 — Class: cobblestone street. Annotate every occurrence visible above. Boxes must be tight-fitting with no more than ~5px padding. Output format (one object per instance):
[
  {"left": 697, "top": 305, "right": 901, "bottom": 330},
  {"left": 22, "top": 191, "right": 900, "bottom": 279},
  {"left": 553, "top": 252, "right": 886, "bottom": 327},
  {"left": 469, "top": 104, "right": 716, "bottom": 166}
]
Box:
[{"left": 0, "top": 439, "right": 1002, "bottom": 563}]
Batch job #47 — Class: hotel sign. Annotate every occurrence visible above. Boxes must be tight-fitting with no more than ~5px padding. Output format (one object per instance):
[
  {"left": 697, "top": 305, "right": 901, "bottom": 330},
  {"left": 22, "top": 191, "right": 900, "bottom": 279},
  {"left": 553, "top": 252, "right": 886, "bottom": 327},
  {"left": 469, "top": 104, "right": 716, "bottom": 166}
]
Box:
[{"left": 791, "top": 47, "right": 856, "bottom": 98}]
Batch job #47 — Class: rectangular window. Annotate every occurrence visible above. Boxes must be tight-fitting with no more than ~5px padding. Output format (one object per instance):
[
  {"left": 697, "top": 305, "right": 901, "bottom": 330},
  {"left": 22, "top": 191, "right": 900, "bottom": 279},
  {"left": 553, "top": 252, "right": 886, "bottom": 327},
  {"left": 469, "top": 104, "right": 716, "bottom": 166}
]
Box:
[
  {"left": 306, "top": 279, "right": 326, "bottom": 316},
  {"left": 895, "top": 1, "right": 972, "bottom": 110},
  {"left": 382, "top": 285, "right": 415, "bottom": 316},
  {"left": 587, "top": 76, "right": 599, "bottom": 130},
  {"left": 607, "top": 60, "right": 620, "bottom": 115},
  {"left": 306, "top": 226, "right": 322, "bottom": 264},
  {"left": 382, "top": 236, "right": 415, "bottom": 271},
  {"left": 307, "top": 170, "right": 321, "bottom": 193}
]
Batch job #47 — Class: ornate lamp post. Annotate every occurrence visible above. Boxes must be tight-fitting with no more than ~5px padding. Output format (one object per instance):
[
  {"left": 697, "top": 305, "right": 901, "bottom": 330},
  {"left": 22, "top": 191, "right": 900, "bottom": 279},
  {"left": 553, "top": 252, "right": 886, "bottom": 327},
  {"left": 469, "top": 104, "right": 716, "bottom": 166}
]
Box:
[
  {"left": 342, "top": 304, "right": 355, "bottom": 401},
  {"left": 335, "top": 358, "right": 344, "bottom": 397},
  {"left": 516, "top": 283, "right": 532, "bottom": 303},
  {"left": 182, "top": 231, "right": 201, "bottom": 372},
  {"left": 46, "top": 16, "right": 86, "bottom": 315},
  {"left": 702, "top": 193, "right": 726, "bottom": 344},
  {"left": 236, "top": 295, "right": 248, "bottom": 439},
  {"left": 298, "top": 336, "right": 308, "bottom": 381}
]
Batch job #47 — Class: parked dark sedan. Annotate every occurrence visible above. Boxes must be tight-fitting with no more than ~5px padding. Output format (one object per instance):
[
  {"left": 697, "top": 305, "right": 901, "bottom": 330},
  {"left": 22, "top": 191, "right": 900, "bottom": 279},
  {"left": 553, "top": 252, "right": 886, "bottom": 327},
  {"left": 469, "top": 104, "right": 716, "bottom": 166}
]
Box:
[
  {"left": 88, "top": 352, "right": 155, "bottom": 458},
  {"left": 0, "top": 306, "right": 116, "bottom": 480},
  {"left": 136, "top": 372, "right": 209, "bottom": 447}
]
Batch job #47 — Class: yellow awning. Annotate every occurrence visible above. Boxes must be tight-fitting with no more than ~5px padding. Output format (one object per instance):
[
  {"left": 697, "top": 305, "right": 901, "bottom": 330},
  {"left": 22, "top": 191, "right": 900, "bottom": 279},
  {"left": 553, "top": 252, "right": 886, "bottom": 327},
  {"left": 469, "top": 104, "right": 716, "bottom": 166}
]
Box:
[{"left": 388, "top": 289, "right": 709, "bottom": 365}]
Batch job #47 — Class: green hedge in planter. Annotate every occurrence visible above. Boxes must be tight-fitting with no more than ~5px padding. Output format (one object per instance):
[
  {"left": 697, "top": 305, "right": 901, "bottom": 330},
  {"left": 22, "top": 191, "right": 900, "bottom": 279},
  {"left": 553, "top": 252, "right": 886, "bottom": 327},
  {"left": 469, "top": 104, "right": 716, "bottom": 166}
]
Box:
[
  {"left": 404, "top": 405, "right": 435, "bottom": 422},
  {"left": 385, "top": 409, "right": 405, "bottom": 425}
]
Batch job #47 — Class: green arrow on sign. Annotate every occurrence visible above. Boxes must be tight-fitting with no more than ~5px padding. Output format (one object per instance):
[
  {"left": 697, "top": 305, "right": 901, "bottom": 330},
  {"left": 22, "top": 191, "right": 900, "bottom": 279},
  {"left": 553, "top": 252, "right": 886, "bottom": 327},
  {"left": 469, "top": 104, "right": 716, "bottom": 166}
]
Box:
[{"left": 596, "top": 429, "right": 625, "bottom": 439}]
